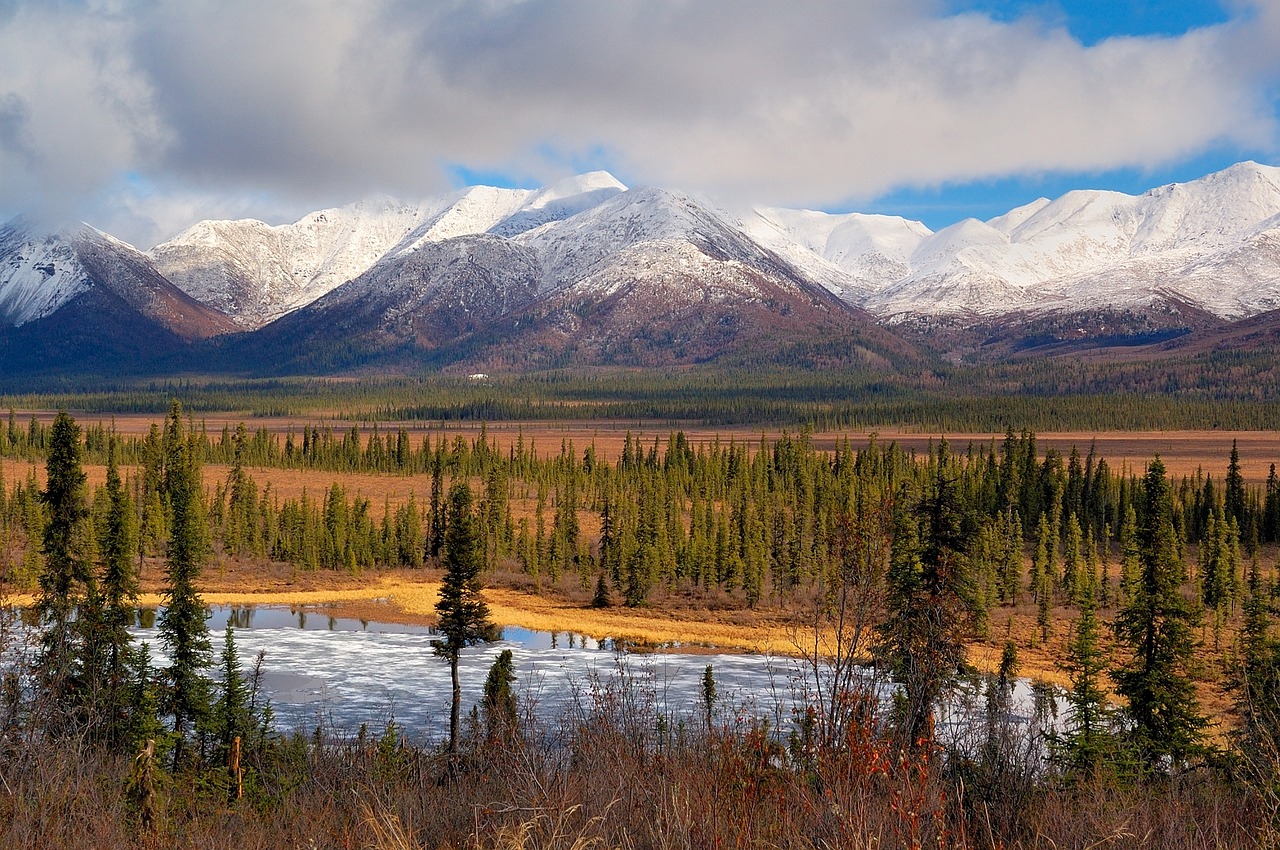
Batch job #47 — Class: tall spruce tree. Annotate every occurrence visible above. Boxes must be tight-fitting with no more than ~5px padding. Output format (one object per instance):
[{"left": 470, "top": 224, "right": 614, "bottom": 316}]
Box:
[
  {"left": 427, "top": 450, "right": 445, "bottom": 558},
  {"left": 877, "top": 465, "right": 974, "bottom": 748},
  {"left": 1225, "top": 439, "right": 1249, "bottom": 545},
  {"left": 1263, "top": 464, "right": 1280, "bottom": 543},
  {"left": 36, "top": 410, "right": 93, "bottom": 729},
  {"left": 98, "top": 436, "right": 139, "bottom": 743},
  {"left": 156, "top": 401, "right": 213, "bottom": 766},
  {"left": 1113, "top": 457, "right": 1205, "bottom": 767},
  {"left": 434, "top": 481, "right": 495, "bottom": 757},
  {"left": 1234, "top": 557, "right": 1280, "bottom": 773},
  {"left": 224, "top": 423, "right": 258, "bottom": 558},
  {"left": 212, "top": 622, "right": 250, "bottom": 793},
  {"left": 1056, "top": 576, "right": 1113, "bottom": 778}
]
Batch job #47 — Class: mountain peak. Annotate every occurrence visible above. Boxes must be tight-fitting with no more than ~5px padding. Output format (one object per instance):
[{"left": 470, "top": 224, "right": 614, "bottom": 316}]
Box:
[
  {"left": 118, "top": 159, "right": 1280, "bottom": 337},
  {"left": 540, "top": 171, "right": 627, "bottom": 197}
]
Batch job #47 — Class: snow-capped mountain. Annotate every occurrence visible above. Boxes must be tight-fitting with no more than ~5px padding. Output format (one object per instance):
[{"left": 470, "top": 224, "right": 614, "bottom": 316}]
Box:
[
  {"left": 238, "top": 181, "right": 909, "bottom": 371},
  {"left": 0, "top": 219, "right": 235, "bottom": 373},
  {"left": 4, "top": 160, "right": 1280, "bottom": 375},
  {"left": 740, "top": 207, "right": 932, "bottom": 304},
  {"left": 244, "top": 234, "right": 545, "bottom": 370},
  {"left": 0, "top": 220, "right": 92, "bottom": 326},
  {"left": 151, "top": 172, "right": 626, "bottom": 329},
  {"left": 0, "top": 219, "right": 232, "bottom": 338},
  {"left": 861, "top": 161, "right": 1280, "bottom": 319},
  {"left": 148, "top": 161, "right": 1280, "bottom": 335},
  {"left": 497, "top": 187, "right": 911, "bottom": 369}
]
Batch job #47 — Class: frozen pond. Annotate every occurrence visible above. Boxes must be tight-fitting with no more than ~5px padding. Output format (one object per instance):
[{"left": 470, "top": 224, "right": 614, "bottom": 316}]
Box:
[
  {"left": 2, "top": 604, "right": 1059, "bottom": 747},
  {"left": 128, "top": 606, "right": 804, "bottom": 742}
]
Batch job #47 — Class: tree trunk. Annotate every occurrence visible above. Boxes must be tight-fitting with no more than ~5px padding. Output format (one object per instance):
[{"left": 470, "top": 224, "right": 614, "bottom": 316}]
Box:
[{"left": 449, "top": 651, "right": 461, "bottom": 755}]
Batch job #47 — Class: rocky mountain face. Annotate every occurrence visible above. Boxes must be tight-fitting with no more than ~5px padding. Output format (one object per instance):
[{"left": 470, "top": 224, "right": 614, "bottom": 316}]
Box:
[
  {"left": 149, "top": 173, "right": 627, "bottom": 330},
  {"left": 0, "top": 220, "right": 234, "bottom": 373},
  {"left": 237, "top": 185, "right": 910, "bottom": 372},
  {"left": 4, "top": 161, "right": 1280, "bottom": 374}
]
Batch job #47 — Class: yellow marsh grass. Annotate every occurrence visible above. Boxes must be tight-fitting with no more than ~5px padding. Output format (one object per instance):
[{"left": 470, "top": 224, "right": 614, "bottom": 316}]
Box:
[
  {"left": 3, "top": 578, "right": 1080, "bottom": 677},
  {"left": 1, "top": 580, "right": 791, "bottom": 653},
  {"left": 2, "top": 574, "right": 1123, "bottom": 690}
]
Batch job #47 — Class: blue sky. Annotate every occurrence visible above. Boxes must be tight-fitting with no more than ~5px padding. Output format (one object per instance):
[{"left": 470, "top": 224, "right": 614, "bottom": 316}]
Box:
[
  {"left": 950, "top": 0, "right": 1232, "bottom": 45},
  {"left": 1, "top": 0, "right": 1277, "bottom": 245},
  {"left": 862, "top": 147, "right": 1273, "bottom": 229}
]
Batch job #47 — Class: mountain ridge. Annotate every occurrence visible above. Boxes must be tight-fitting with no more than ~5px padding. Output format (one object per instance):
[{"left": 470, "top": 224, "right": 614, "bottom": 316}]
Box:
[{"left": 3, "top": 160, "right": 1280, "bottom": 374}]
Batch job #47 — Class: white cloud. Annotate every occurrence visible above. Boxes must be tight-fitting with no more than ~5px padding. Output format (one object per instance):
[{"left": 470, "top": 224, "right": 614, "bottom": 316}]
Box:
[{"left": 0, "top": 0, "right": 1277, "bottom": 246}]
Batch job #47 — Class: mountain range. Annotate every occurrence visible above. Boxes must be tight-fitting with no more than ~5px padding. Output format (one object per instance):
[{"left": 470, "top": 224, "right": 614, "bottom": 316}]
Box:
[{"left": 3, "top": 162, "right": 1280, "bottom": 375}]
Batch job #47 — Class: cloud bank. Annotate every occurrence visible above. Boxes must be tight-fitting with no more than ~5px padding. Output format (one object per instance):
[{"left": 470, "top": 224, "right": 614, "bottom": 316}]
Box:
[{"left": 1, "top": 0, "right": 1277, "bottom": 247}]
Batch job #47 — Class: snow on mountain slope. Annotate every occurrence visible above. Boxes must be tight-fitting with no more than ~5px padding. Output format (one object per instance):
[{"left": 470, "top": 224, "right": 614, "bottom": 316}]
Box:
[
  {"left": 152, "top": 197, "right": 449, "bottom": 329},
  {"left": 0, "top": 219, "right": 233, "bottom": 339},
  {"left": 0, "top": 220, "right": 92, "bottom": 326},
  {"left": 986, "top": 198, "right": 1050, "bottom": 234},
  {"left": 144, "top": 161, "right": 1280, "bottom": 333},
  {"left": 256, "top": 234, "right": 544, "bottom": 360},
  {"left": 1129, "top": 161, "right": 1280, "bottom": 254},
  {"left": 386, "top": 186, "right": 533, "bottom": 256},
  {"left": 857, "top": 161, "right": 1280, "bottom": 320},
  {"left": 487, "top": 171, "right": 627, "bottom": 238},
  {"left": 740, "top": 208, "right": 930, "bottom": 303},
  {"left": 516, "top": 185, "right": 805, "bottom": 296},
  {"left": 153, "top": 174, "right": 629, "bottom": 329}
]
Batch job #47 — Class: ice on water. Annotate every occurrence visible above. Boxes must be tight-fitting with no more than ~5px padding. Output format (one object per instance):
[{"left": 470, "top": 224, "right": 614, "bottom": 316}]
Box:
[{"left": 130, "top": 606, "right": 800, "bottom": 743}]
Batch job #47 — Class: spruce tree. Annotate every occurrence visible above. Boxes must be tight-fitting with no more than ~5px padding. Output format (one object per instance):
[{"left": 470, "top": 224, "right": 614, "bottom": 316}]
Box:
[
  {"left": 1200, "top": 505, "right": 1236, "bottom": 621},
  {"left": 99, "top": 436, "right": 139, "bottom": 743},
  {"left": 1062, "top": 513, "right": 1084, "bottom": 603},
  {"left": 1263, "top": 464, "right": 1280, "bottom": 543},
  {"left": 877, "top": 468, "right": 973, "bottom": 748},
  {"left": 480, "top": 649, "right": 517, "bottom": 742},
  {"left": 427, "top": 451, "right": 445, "bottom": 558},
  {"left": 1057, "top": 576, "right": 1113, "bottom": 778},
  {"left": 1032, "top": 517, "right": 1053, "bottom": 641},
  {"left": 157, "top": 401, "right": 213, "bottom": 766},
  {"left": 702, "top": 664, "right": 717, "bottom": 731},
  {"left": 997, "top": 509, "right": 1023, "bottom": 605},
  {"left": 1118, "top": 503, "right": 1140, "bottom": 602},
  {"left": 434, "top": 481, "right": 495, "bottom": 757},
  {"left": 213, "top": 622, "right": 250, "bottom": 799},
  {"left": 1225, "top": 439, "right": 1249, "bottom": 547},
  {"left": 591, "top": 572, "right": 612, "bottom": 608},
  {"left": 1235, "top": 557, "right": 1280, "bottom": 772},
  {"left": 224, "top": 423, "right": 258, "bottom": 558},
  {"left": 36, "top": 410, "right": 93, "bottom": 729},
  {"left": 1113, "top": 457, "right": 1205, "bottom": 767}
]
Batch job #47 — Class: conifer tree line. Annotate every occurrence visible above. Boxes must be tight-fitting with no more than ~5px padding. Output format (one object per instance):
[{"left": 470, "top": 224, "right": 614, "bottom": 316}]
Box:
[
  {"left": 4, "top": 422, "right": 1280, "bottom": 608},
  {"left": 8, "top": 348, "right": 1280, "bottom": 435}
]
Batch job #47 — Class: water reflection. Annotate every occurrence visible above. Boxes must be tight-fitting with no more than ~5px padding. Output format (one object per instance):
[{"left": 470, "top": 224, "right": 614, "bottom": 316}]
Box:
[{"left": 128, "top": 605, "right": 443, "bottom": 636}]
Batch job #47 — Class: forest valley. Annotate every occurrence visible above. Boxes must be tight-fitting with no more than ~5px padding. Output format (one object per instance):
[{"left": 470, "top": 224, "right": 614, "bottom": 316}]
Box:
[{"left": 2, "top": 403, "right": 1280, "bottom": 848}]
